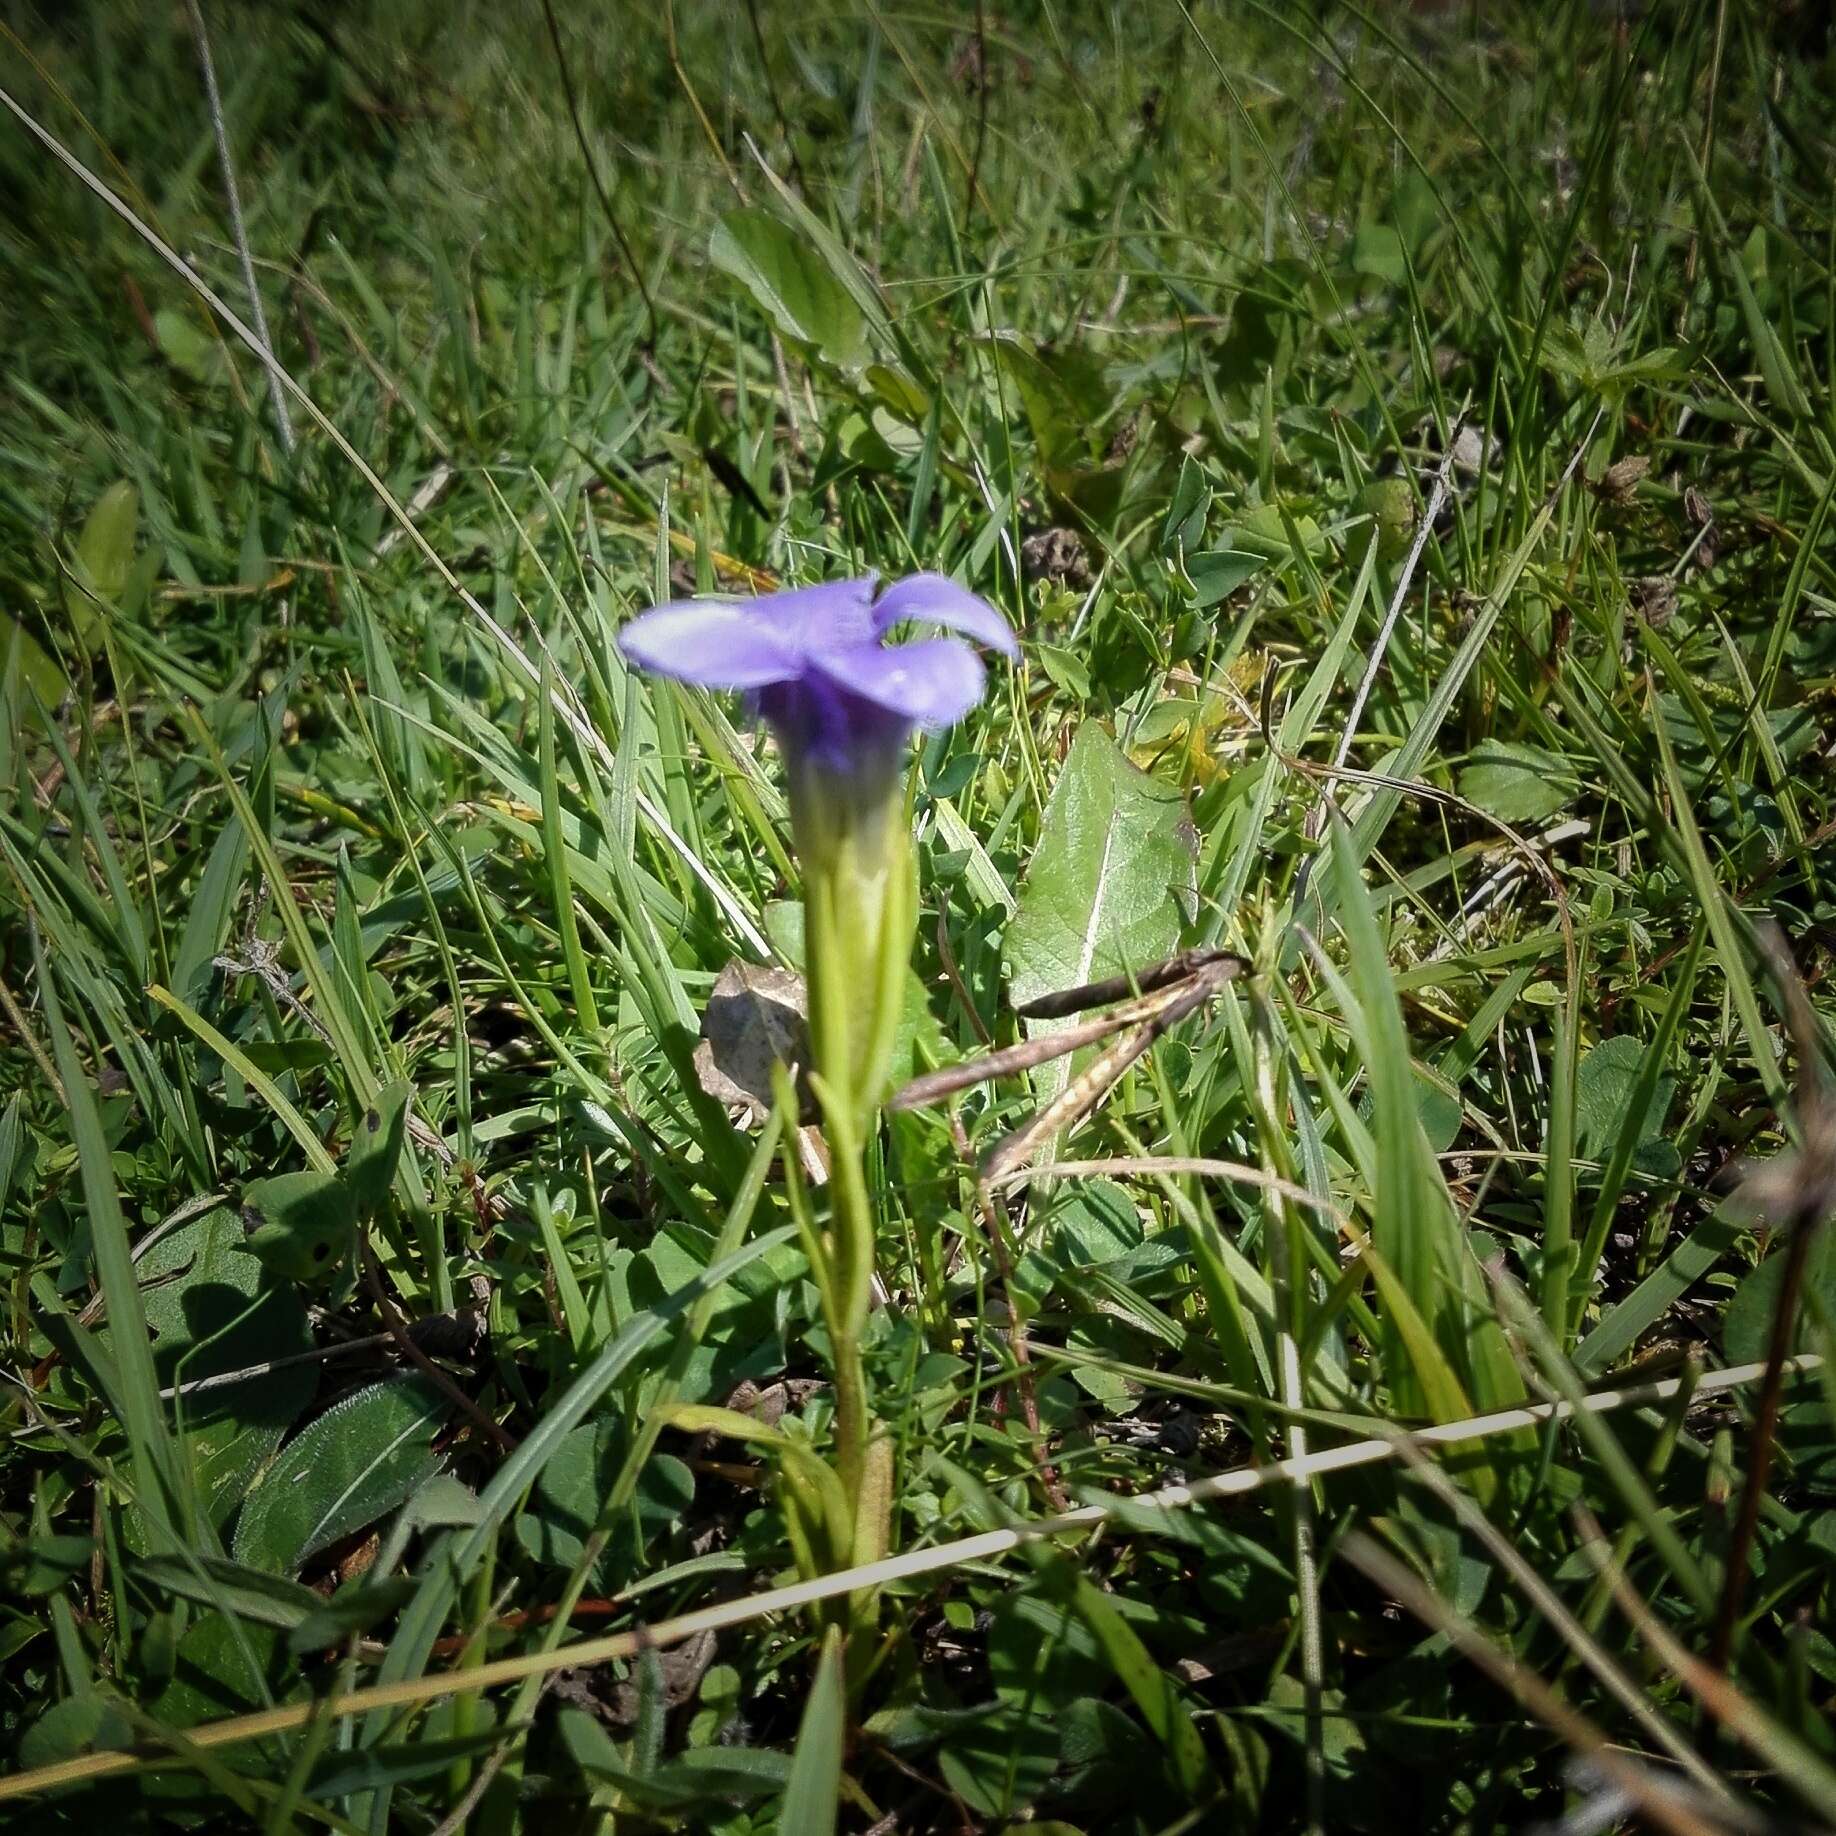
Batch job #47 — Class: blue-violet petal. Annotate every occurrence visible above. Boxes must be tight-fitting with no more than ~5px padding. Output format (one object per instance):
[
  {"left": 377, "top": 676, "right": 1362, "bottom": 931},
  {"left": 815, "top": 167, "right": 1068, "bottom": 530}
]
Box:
[
  {"left": 618, "top": 601, "right": 800, "bottom": 688},
  {"left": 871, "top": 572, "right": 1017, "bottom": 658}
]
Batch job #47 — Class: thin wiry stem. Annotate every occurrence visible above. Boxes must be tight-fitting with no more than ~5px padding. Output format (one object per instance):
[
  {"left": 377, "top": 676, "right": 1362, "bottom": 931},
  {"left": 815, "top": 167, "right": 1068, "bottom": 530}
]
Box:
[
  {"left": 741, "top": 0, "right": 806, "bottom": 191},
  {"left": 1708, "top": 925, "right": 1835, "bottom": 1674},
  {"left": 536, "top": 0, "right": 659, "bottom": 353},
  {"left": 1295, "top": 419, "right": 1463, "bottom": 878},
  {"left": 1386, "top": 1429, "right": 1734, "bottom": 1802},
  {"left": 182, "top": 0, "right": 293, "bottom": 457},
  {"left": 963, "top": 0, "right": 991, "bottom": 230},
  {"left": 1580, "top": 1504, "right": 1836, "bottom": 1823},
  {"left": 950, "top": 1109, "right": 1068, "bottom": 1512}
]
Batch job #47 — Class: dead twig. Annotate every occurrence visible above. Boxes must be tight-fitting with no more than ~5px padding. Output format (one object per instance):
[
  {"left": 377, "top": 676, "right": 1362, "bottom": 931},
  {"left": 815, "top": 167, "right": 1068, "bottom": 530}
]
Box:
[{"left": 890, "top": 949, "right": 1248, "bottom": 1184}]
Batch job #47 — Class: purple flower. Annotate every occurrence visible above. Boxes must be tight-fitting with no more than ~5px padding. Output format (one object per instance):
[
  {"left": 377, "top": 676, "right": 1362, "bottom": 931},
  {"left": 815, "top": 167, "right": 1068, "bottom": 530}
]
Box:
[{"left": 618, "top": 572, "right": 1016, "bottom": 791}]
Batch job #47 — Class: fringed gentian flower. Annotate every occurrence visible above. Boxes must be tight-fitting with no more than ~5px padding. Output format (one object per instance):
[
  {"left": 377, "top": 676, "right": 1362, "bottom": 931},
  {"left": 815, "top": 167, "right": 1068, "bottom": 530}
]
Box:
[
  {"left": 620, "top": 572, "right": 1016, "bottom": 1121},
  {"left": 622, "top": 570, "right": 1013, "bottom": 1585}
]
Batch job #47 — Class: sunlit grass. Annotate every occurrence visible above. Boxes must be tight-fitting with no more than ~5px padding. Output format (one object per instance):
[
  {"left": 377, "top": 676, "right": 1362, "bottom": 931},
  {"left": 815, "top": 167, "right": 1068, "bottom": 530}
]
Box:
[{"left": 2, "top": 1, "right": 1834, "bottom": 1830}]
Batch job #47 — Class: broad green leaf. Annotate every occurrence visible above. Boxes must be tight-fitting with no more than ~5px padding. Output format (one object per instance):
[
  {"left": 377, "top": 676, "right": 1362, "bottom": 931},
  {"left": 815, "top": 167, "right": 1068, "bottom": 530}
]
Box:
[
  {"left": 1726, "top": 1232, "right": 1836, "bottom": 1365},
  {"left": 1361, "top": 476, "right": 1416, "bottom": 562},
  {"left": 1352, "top": 222, "right": 1408, "bottom": 283},
  {"left": 1064, "top": 1570, "right": 1217, "bottom": 1801},
  {"left": 288, "top": 1578, "right": 421, "bottom": 1654},
  {"left": 17, "top": 1693, "right": 135, "bottom": 1770},
  {"left": 1223, "top": 503, "right": 1326, "bottom": 559},
  {"left": 62, "top": 480, "right": 138, "bottom": 651},
  {"left": 1185, "top": 548, "right": 1265, "bottom": 607},
  {"left": 563, "top": 1709, "right": 792, "bottom": 1810},
  {"left": 988, "top": 1584, "right": 1109, "bottom": 1708},
  {"left": 135, "top": 1210, "right": 316, "bottom": 1524},
  {"left": 1161, "top": 454, "right": 1211, "bottom": 555},
  {"left": 2, "top": 1533, "right": 93, "bottom": 1597},
  {"left": 130, "top": 1554, "right": 322, "bottom": 1629},
  {"left": 1456, "top": 739, "right": 1579, "bottom": 824},
  {"left": 233, "top": 1375, "right": 449, "bottom": 1574},
  {"left": 512, "top": 1418, "right": 693, "bottom": 1590},
  {"left": 307, "top": 1732, "right": 516, "bottom": 1800},
  {"left": 150, "top": 1613, "right": 292, "bottom": 1729},
  {"left": 936, "top": 1704, "right": 1061, "bottom": 1818},
  {"left": 1574, "top": 1037, "right": 1679, "bottom": 1177},
  {"left": 1005, "top": 722, "right": 1196, "bottom": 1095},
  {"left": 344, "top": 1079, "right": 414, "bottom": 1217},
  {"left": 988, "top": 336, "right": 1111, "bottom": 469},
  {"left": 234, "top": 1169, "right": 357, "bottom": 1285},
  {"left": 152, "top": 309, "right": 231, "bottom": 388},
  {"left": 710, "top": 208, "right": 868, "bottom": 372},
  {"left": 0, "top": 611, "right": 66, "bottom": 713},
  {"left": 746, "top": 150, "right": 905, "bottom": 371}
]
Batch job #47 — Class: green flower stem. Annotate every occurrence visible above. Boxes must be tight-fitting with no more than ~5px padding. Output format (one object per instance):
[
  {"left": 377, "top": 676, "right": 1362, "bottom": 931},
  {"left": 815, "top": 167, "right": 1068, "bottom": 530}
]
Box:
[{"left": 792, "top": 767, "right": 916, "bottom": 1574}]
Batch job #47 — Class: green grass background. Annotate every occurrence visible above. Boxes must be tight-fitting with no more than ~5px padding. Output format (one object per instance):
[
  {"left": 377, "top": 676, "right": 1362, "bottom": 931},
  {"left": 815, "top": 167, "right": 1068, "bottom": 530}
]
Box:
[{"left": 2, "top": 1, "right": 1835, "bottom": 1830}]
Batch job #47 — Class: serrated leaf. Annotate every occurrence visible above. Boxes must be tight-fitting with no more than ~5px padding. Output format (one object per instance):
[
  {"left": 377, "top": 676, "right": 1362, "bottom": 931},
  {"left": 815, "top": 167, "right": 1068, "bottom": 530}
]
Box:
[{"left": 233, "top": 1375, "right": 449, "bottom": 1574}]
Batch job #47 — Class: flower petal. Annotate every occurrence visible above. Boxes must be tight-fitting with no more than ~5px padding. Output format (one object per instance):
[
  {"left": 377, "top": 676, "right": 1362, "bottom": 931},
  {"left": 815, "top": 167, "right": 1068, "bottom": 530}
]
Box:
[
  {"left": 813, "top": 637, "right": 988, "bottom": 730},
  {"left": 618, "top": 601, "right": 799, "bottom": 688},
  {"left": 753, "top": 575, "right": 879, "bottom": 658},
  {"left": 872, "top": 572, "right": 1018, "bottom": 657}
]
